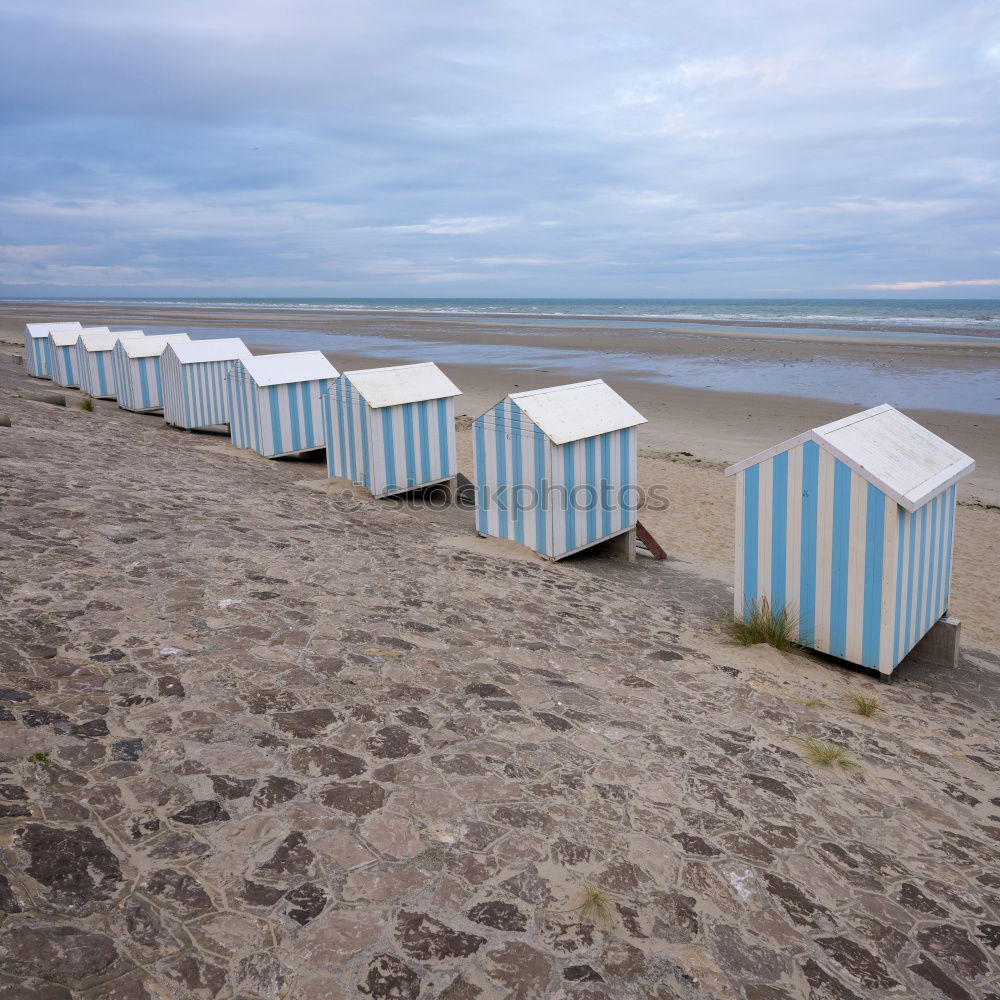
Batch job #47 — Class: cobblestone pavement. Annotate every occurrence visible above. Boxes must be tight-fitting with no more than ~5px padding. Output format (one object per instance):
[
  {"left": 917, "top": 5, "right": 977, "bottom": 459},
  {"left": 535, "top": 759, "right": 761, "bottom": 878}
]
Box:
[{"left": 1, "top": 353, "right": 999, "bottom": 999}]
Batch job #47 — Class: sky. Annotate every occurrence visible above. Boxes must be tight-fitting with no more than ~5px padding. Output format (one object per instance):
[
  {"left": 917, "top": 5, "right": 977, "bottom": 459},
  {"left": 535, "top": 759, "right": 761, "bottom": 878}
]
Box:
[{"left": 0, "top": 0, "right": 998, "bottom": 299}]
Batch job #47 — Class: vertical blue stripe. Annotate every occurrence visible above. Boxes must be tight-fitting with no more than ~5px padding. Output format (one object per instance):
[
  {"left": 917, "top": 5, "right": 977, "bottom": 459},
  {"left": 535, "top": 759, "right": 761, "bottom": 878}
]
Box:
[
  {"left": 600, "top": 434, "right": 612, "bottom": 540},
  {"left": 861, "top": 484, "right": 886, "bottom": 669},
  {"left": 534, "top": 423, "right": 547, "bottom": 555},
  {"left": 799, "top": 441, "right": 820, "bottom": 646},
  {"left": 932, "top": 495, "right": 945, "bottom": 620},
  {"left": 584, "top": 436, "right": 597, "bottom": 544},
  {"left": 381, "top": 407, "right": 397, "bottom": 493},
  {"left": 915, "top": 504, "right": 928, "bottom": 643},
  {"left": 64, "top": 348, "right": 75, "bottom": 386},
  {"left": 417, "top": 401, "right": 431, "bottom": 482},
  {"left": 251, "top": 380, "right": 263, "bottom": 453},
  {"left": 437, "top": 398, "right": 449, "bottom": 479},
  {"left": 475, "top": 416, "right": 488, "bottom": 534},
  {"left": 402, "top": 404, "right": 417, "bottom": 488},
  {"left": 241, "top": 374, "right": 252, "bottom": 445},
  {"left": 153, "top": 357, "right": 163, "bottom": 407},
  {"left": 358, "top": 399, "right": 370, "bottom": 489},
  {"left": 495, "top": 404, "right": 509, "bottom": 539},
  {"left": 138, "top": 359, "right": 151, "bottom": 410},
  {"left": 563, "top": 443, "right": 576, "bottom": 553},
  {"left": 510, "top": 405, "right": 524, "bottom": 545},
  {"left": 322, "top": 389, "right": 334, "bottom": 475},
  {"left": 287, "top": 384, "right": 302, "bottom": 452},
  {"left": 742, "top": 464, "right": 760, "bottom": 613},
  {"left": 828, "top": 460, "right": 852, "bottom": 659},
  {"left": 620, "top": 427, "right": 631, "bottom": 531},
  {"left": 926, "top": 496, "right": 939, "bottom": 632},
  {"left": 348, "top": 385, "right": 360, "bottom": 481},
  {"left": 184, "top": 369, "right": 194, "bottom": 426},
  {"left": 942, "top": 487, "right": 956, "bottom": 610},
  {"left": 96, "top": 353, "right": 108, "bottom": 396},
  {"left": 267, "top": 386, "right": 283, "bottom": 455},
  {"left": 892, "top": 507, "right": 905, "bottom": 668},
  {"left": 904, "top": 510, "right": 917, "bottom": 652},
  {"left": 332, "top": 380, "right": 347, "bottom": 477},
  {"left": 300, "top": 382, "right": 314, "bottom": 448},
  {"left": 770, "top": 452, "right": 788, "bottom": 612}
]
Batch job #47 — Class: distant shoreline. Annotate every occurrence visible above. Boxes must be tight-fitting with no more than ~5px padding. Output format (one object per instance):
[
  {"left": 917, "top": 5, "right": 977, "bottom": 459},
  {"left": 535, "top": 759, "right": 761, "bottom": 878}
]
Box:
[
  {"left": 2, "top": 298, "right": 999, "bottom": 506},
  {"left": 1, "top": 296, "right": 999, "bottom": 338}
]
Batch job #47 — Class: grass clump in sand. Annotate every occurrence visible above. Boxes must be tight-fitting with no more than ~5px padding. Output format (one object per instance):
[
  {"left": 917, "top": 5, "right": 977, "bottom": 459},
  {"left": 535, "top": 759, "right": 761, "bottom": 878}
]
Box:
[
  {"left": 575, "top": 883, "right": 617, "bottom": 930},
  {"left": 730, "top": 597, "right": 800, "bottom": 653},
  {"left": 850, "top": 693, "right": 881, "bottom": 718},
  {"left": 793, "top": 735, "right": 859, "bottom": 770},
  {"left": 27, "top": 751, "right": 51, "bottom": 764},
  {"left": 78, "top": 396, "right": 95, "bottom": 411}
]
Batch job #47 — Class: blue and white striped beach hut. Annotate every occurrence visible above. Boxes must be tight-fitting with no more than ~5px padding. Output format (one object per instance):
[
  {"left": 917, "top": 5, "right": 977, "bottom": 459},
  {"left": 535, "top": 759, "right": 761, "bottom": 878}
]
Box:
[
  {"left": 24, "top": 322, "right": 81, "bottom": 379},
  {"left": 161, "top": 338, "right": 252, "bottom": 430},
  {"left": 49, "top": 326, "right": 110, "bottom": 388},
  {"left": 323, "top": 362, "right": 462, "bottom": 498},
  {"left": 225, "top": 351, "right": 339, "bottom": 458},
  {"left": 112, "top": 334, "right": 191, "bottom": 413},
  {"left": 75, "top": 330, "right": 145, "bottom": 398},
  {"left": 725, "top": 404, "right": 975, "bottom": 676},
  {"left": 473, "top": 380, "right": 646, "bottom": 560}
]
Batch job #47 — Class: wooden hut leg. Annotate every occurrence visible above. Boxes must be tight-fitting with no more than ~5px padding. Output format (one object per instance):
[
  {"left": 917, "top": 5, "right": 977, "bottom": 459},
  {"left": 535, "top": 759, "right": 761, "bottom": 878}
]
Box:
[
  {"left": 606, "top": 528, "right": 637, "bottom": 562},
  {"left": 907, "top": 616, "right": 961, "bottom": 670}
]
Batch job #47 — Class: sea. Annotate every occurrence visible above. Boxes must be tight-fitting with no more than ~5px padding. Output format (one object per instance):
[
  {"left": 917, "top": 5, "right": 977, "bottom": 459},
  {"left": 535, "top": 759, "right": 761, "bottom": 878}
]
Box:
[
  {"left": 36, "top": 295, "right": 1000, "bottom": 333},
  {"left": 31, "top": 296, "right": 1000, "bottom": 414}
]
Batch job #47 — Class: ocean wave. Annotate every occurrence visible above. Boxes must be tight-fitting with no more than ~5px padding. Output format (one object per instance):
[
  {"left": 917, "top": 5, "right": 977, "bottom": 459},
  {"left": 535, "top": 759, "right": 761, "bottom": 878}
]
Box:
[{"left": 19, "top": 296, "right": 1000, "bottom": 330}]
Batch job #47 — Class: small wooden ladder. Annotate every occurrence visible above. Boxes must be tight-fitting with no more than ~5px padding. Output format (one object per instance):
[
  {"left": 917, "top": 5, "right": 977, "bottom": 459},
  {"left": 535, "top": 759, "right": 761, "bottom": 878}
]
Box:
[{"left": 636, "top": 520, "right": 667, "bottom": 560}]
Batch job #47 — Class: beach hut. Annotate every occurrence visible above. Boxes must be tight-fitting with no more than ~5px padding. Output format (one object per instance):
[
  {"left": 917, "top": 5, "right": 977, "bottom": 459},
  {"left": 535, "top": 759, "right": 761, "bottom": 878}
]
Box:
[
  {"left": 48, "top": 326, "right": 111, "bottom": 388},
  {"left": 161, "top": 338, "right": 252, "bottom": 430},
  {"left": 75, "top": 330, "right": 146, "bottom": 399},
  {"left": 23, "top": 321, "right": 82, "bottom": 379},
  {"left": 724, "top": 404, "right": 975, "bottom": 676},
  {"left": 473, "top": 379, "right": 647, "bottom": 560},
  {"left": 112, "top": 334, "right": 192, "bottom": 413},
  {"left": 225, "top": 351, "right": 339, "bottom": 458},
  {"left": 323, "top": 362, "right": 462, "bottom": 498}
]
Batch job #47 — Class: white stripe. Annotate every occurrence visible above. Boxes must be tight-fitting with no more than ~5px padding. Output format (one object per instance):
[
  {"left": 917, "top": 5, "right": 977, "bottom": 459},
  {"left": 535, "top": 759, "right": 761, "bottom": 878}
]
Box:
[
  {"left": 844, "top": 470, "right": 867, "bottom": 665},
  {"left": 756, "top": 456, "right": 773, "bottom": 602},
  {"left": 813, "top": 448, "right": 835, "bottom": 654},
  {"left": 785, "top": 444, "right": 803, "bottom": 621},
  {"left": 878, "top": 494, "right": 898, "bottom": 672},
  {"left": 734, "top": 470, "right": 745, "bottom": 615}
]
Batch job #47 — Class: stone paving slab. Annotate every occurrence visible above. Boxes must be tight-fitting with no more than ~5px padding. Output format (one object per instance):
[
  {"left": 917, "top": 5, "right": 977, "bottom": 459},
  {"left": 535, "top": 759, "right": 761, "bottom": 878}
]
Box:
[{"left": 1, "top": 352, "right": 999, "bottom": 999}]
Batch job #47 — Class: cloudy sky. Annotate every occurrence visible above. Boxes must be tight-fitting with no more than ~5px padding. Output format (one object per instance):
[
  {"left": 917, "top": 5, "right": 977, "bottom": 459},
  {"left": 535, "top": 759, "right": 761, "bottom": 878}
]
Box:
[{"left": 1, "top": 0, "right": 998, "bottom": 298}]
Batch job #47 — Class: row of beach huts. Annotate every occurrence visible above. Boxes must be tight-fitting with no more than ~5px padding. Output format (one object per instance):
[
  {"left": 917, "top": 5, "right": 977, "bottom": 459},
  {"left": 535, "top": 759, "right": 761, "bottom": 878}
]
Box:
[{"left": 23, "top": 320, "right": 975, "bottom": 679}]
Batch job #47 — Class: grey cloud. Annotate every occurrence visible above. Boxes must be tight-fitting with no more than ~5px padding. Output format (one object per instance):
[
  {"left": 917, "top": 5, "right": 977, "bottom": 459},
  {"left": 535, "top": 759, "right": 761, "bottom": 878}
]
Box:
[{"left": 0, "top": 0, "right": 997, "bottom": 295}]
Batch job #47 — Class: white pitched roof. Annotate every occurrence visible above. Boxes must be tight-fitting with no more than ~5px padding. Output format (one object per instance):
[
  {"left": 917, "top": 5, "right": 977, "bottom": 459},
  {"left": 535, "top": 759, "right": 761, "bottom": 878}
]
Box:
[
  {"left": 508, "top": 379, "right": 647, "bottom": 445},
  {"left": 343, "top": 362, "right": 461, "bottom": 409},
  {"left": 725, "top": 403, "right": 975, "bottom": 511},
  {"left": 50, "top": 325, "right": 109, "bottom": 346},
  {"left": 167, "top": 338, "right": 252, "bottom": 364},
  {"left": 239, "top": 351, "right": 339, "bottom": 387},
  {"left": 79, "top": 330, "right": 145, "bottom": 352},
  {"left": 120, "top": 333, "right": 191, "bottom": 359},
  {"left": 25, "top": 321, "right": 82, "bottom": 339}
]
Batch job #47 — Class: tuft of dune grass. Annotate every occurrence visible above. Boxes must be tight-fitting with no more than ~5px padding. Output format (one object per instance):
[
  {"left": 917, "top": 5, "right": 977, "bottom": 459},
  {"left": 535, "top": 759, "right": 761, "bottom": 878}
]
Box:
[{"left": 730, "top": 596, "right": 800, "bottom": 653}]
